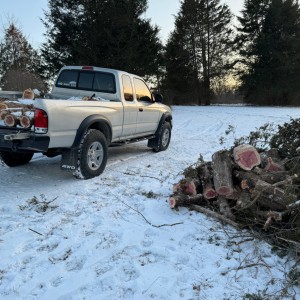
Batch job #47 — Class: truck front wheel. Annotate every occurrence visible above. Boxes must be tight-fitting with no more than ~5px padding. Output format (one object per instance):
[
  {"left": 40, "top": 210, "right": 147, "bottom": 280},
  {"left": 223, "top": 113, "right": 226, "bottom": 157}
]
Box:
[
  {"left": 73, "top": 129, "right": 108, "bottom": 179},
  {"left": 0, "top": 151, "right": 34, "bottom": 167},
  {"left": 153, "top": 122, "right": 172, "bottom": 152}
]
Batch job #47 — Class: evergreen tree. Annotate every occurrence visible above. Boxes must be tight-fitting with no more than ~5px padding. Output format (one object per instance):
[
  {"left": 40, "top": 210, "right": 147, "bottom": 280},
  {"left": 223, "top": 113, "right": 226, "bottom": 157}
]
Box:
[
  {"left": 236, "top": 0, "right": 270, "bottom": 65},
  {"left": 238, "top": 0, "right": 300, "bottom": 105},
  {"left": 164, "top": 28, "right": 201, "bottom": 105},
  {"left": 40, "top": 0, "right": 163, "bottom": 80},
  {"left": 164, "top": 0, "right": 234, "bottom": 105},
  {"left": 0, "top": 23, "right": 44, "bottom": 90}
]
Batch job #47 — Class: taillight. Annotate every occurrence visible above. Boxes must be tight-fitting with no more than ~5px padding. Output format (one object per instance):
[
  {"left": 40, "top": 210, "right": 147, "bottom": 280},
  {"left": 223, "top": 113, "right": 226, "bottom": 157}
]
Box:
[{"left": 34, "top": 109, "right": 48, "bottom": 133}]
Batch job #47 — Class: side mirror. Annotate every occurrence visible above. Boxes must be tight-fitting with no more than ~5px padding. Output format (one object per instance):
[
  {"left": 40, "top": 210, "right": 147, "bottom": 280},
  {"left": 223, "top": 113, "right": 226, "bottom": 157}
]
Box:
[
  {"left": 152, "top": 92, "right": 163, "bottom": 103},
  {"left": 139, "top": 95, "right": 152, "bottom": 102}
]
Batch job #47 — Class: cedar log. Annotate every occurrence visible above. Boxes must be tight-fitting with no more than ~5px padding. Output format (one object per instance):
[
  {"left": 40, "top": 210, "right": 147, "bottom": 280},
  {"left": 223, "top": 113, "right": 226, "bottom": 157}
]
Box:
[
  {"left": 217, "top": 196, "right": 235, "bottom": 220},
  {"left": 264, "top": 157, "right": 285, "bottom": 172},
  {"left": 252, "top": 179, "right": 297, "bottom": 211},
  {"left": 233, "top": 144, "right": 261, "bottom": 171},
  {"left": 212, "top": 150, "right": 234, "bottom": 196},
  {"left": 197, "top": 162, "right": 216, "bottom": 199},
  {"left": 0, "top": 109, "right": 9, "bottom": 120},
  {"left": 233, "top": 170, "right": 290, "bottom": 189},
  {"left": 169, "top": 193, "right": 204, "bottom": 209},
  {"left": 4, "top": 113, "right": 19, "bottom": 127},
  {"left": 190, "top": 205, "right": 240, "bottom": 228},
  {"left": 173, "top": 177, "right": 201, "bottom": 197},
  {"left": 19, "top": 115, "right": 33, "bottom": 128}
]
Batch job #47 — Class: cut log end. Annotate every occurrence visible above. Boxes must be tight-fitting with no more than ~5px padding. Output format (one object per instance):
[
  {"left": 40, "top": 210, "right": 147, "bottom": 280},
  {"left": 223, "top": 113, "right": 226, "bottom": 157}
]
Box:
[
  {"left": 0, "top": 110, "right": 9, "bottom": 120},
  {"left": 19, "top": 115, "right": 33, "bottom": 128},
  {"left": 4, "top": 114, "right": 18, "bottom": 127},
  {"left": 216, "top": 186, "right": 233, "bottom": 196},
  {"left": 169, "top": 196, "right": 177, "bottom": 209},
  {"left": 264, "top": 157, "right": 285, "bottom": 172},
  {"left": 233, "top": 144, "right": 261, "bottom": 170},
  {"left": 0, "top": 103, "right": 8, "bottom": 110},
  {"left": 203, "top": 188, "right": 217, "bottom": 199}
]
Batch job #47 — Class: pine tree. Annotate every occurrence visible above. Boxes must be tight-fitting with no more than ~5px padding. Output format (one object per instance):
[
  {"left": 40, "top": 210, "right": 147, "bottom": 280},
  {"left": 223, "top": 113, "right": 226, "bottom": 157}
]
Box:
[
  {"left": 164, "top": 0, "right": 234, "bottom": 105},
  {"left": 238, "top": 0, "right": 300, "bottom": 105},
  {"left": 0, "top": 23, "right": 44, "bottom": 90},
  {"left": 40, "top": 0, "right": 163, "bottom": 80}
]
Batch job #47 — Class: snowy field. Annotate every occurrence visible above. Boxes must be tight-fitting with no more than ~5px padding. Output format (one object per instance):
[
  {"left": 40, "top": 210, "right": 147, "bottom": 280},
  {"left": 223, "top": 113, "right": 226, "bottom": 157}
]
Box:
[{"left": 0, "top": 105, "right": 300, "bottom": 300}]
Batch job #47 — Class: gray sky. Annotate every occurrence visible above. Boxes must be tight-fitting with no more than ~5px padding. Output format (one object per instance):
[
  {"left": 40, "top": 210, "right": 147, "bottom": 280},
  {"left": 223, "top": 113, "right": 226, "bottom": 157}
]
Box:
[{"left": 0, "top": 0, "right": 244, "bottom": 47}]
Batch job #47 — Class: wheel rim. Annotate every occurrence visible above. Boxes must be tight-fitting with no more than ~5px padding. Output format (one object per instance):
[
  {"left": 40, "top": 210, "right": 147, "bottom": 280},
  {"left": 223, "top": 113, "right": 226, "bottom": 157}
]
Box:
[
  {"left": 162, "top": 128, "right": 170, "bottom": 147},
  {"left": 87, "top": 141, "right": 104, "bottom": 171}
]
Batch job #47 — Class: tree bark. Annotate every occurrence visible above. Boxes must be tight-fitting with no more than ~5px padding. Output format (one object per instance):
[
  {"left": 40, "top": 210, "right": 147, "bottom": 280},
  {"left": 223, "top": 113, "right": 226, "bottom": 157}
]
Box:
[
  {"left": 169, "top": 193, "right": 204, "bottom": 209},
  {"left": 212, "top": 150, "right": 234, "bottom": 196},
  {"left": 217, "top": 196, "right": 235, "bottom": 220},
  {"left": 252, "top": 179, "right": 297, "bottom": 211},
  {"left": 197, "top": 162, "right": 216, "bottom": 199},
  {"left": 233, "top": 170, "right": 290, "bottom": 189},
  {"left": 190, "top": 205, "right": 240, "bottom": 228}
]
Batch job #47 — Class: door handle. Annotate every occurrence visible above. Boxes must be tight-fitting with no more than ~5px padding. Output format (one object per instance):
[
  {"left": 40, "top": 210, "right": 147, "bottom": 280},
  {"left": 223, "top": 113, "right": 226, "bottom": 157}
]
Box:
[{"left": 139, "top": 108, "right": 143, "bottom": 112}]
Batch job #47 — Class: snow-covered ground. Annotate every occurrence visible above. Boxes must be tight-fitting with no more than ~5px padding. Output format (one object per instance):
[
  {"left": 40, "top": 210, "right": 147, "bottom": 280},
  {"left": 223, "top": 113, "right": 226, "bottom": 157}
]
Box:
[{"left": 1, "top": 105, "right": 300, "bottom": 300}]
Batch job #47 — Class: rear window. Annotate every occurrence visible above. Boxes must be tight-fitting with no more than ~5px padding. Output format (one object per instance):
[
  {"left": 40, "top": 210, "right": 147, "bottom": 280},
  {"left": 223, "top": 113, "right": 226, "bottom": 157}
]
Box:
[{"left": 56, "top": 70, "right": 116, "bottom": 93}]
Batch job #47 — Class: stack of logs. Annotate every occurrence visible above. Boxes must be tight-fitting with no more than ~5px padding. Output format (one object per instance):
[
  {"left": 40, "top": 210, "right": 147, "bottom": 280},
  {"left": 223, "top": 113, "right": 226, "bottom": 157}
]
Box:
[
  {"left": 0, "top": 98, "right": 34, "bottom": 128},
  {"left": 169, "top": 144, "right": 300, "bottom": 246}
]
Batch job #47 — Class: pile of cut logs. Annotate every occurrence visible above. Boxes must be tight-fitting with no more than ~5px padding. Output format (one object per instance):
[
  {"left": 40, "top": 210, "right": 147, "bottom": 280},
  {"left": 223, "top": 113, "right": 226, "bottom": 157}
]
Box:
[
  {"left": 169, "top": 144, "right": 300, "bottom": 248},
  {"left": 0, "top": 98, "right": 34, "bottom": 128}
]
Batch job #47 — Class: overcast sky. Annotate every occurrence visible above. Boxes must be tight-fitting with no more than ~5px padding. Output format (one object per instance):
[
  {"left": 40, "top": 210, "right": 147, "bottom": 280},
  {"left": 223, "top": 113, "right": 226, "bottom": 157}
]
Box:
[{"left": 0, "top": 0, "right": 244, "bottom": 47}]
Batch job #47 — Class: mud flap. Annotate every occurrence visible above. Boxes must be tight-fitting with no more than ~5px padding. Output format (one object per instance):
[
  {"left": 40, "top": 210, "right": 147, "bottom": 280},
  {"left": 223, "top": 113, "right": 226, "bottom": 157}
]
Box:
[
  {"left": 147, "top": 135, "right": 159, "bottom": 149},
  {"left": 60, "top": 148, "right": 78, "bottom": 172}
]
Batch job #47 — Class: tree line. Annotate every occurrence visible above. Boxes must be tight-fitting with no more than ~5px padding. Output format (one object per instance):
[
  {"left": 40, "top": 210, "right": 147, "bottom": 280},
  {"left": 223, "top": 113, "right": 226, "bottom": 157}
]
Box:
[{"left": 0, "top": 0, "right": 300, "bottom": 106}]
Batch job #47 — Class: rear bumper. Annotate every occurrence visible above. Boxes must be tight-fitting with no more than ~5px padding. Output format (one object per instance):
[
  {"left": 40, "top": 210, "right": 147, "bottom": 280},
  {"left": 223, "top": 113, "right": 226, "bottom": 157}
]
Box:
[{"left": 0, "top": 127, "right": 50, "bottom": 152}]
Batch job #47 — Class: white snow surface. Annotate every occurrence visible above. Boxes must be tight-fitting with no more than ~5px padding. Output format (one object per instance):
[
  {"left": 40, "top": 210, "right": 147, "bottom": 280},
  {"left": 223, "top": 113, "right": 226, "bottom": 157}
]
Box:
[{"left": 1, "top": 105, "right": 300, "bottom": 300}]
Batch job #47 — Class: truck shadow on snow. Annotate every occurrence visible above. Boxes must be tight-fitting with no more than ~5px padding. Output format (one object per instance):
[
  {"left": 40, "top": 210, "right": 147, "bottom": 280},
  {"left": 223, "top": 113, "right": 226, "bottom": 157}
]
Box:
[{"left": 0, "top": 142, "right": 151, "bottom": 184}]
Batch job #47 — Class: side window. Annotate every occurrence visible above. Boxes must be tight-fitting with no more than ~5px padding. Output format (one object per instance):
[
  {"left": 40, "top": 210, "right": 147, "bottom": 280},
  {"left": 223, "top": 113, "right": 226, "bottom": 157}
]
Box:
[
  {"left": 93, "top": 73, "right": 116, "bottom": 93},
  {"left": 133, "top": 78, "right": 152, "bottom": 102},
  {"left": 122, "top": 75, "right": 134, "bottom": 101}
]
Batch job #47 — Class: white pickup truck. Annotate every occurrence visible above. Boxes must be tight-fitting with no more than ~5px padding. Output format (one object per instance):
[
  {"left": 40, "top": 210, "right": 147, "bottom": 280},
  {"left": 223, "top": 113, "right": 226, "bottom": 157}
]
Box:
[{"left": 0, "top": 66, "right": 172, "bottom": 179}]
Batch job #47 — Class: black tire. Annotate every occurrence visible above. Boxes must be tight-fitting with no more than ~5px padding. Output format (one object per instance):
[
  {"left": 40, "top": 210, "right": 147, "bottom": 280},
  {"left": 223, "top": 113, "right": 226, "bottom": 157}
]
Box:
[
  {"left": 153, "top": 122, "right": 172, "bottom": 152},
  {"left": 0, "top": 151, "right": 34, "bottom": 167},
  {"left": 73, "top": 129, "right": 108, "bottom": 179}
]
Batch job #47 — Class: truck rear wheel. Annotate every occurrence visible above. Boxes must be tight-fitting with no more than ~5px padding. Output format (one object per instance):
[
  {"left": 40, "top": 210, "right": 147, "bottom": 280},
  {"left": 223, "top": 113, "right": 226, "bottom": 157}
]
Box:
[
  {"left": 73, "top": 129, "right": 108, "bottom": 179},
  {"left": 0, "top": 151, "right": 34, "bottom": 167}
]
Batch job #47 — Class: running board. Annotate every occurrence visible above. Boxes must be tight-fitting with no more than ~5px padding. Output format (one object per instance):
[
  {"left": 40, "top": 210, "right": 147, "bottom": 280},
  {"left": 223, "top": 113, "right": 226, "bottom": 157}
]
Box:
[{"left": 111, "top": 135, "right": 156, "bottom": 146}]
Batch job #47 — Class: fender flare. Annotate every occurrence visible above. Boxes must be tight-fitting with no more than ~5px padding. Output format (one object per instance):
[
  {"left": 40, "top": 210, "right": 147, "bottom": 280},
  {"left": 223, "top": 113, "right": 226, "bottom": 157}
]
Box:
[
  {"left": 71, "top": 114, "right": 113, "bottom": 148},
  {"left": 155, "top": 112, "right": 173, "bottom": 135}
]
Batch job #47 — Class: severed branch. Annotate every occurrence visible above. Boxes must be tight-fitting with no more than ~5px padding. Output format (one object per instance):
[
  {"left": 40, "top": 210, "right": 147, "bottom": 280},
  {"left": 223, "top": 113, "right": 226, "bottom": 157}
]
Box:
[
  {"left": 28, "top": 228, "right": 43, "bottom": 236},
  {"left": 190, "top": 204, "right": 240, "bottom": 228},
  {"left": 120, "top": 200, "right": 183, "bottom": 228}
]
